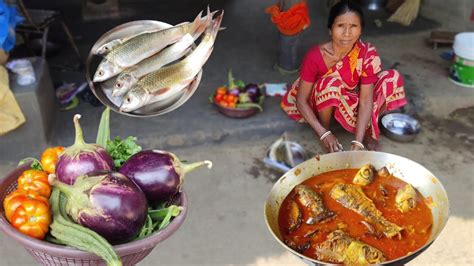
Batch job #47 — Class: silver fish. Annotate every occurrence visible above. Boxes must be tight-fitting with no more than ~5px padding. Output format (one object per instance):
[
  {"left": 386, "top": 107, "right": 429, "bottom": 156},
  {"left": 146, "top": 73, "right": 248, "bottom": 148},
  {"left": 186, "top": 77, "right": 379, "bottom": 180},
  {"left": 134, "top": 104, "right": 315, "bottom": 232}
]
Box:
[
  {"left": 120, "top": 11, "right": 223, "bottom": 113},
  {"left": 111, "top": 33, "right": 194, "bottom": 97},
  {"left": 93, "top": 9, "right": 212, "bottom": 82},
  {"left": 92, "top": 23, "right": 187, "bottom": 56}
]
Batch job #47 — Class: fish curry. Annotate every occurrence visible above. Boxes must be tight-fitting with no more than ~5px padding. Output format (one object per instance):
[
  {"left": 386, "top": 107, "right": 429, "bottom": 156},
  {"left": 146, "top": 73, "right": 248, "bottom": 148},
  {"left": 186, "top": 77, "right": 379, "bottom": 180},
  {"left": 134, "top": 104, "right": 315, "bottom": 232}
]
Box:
[{"left": 278, "top": 167, "right": 433, "bottom": 264}]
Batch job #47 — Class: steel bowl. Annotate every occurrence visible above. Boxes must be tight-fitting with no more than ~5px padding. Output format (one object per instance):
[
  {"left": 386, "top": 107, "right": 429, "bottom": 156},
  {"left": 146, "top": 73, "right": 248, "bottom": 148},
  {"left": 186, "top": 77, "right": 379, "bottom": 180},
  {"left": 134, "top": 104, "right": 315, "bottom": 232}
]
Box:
[
  {"left": 381, "top": 113, "right": 421, "bottom": 142},
  {"left": 0, "top": 163, "right": 188, "bottom": 265},
  {"left": 264, "top": 151, "right": 449, "bottom": 265},
  {"left": 85, "top": 20, "right": 202, "bottom": 117}
]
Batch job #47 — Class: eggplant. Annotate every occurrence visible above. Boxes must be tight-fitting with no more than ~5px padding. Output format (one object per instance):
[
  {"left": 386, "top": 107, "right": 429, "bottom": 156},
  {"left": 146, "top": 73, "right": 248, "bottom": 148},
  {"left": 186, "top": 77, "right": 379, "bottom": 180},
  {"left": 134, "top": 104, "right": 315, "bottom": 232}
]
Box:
[
  {"left": 119, "top": 150, "right": 212, "bottom": 206},
  {"left": 56, "top": 114, "right": 114, "bottom": 185},
  {"left": 243, "top": 83, "right": 262, "bottom": 103},
  {"left": 52, "top": 171, "right": 148, "bottom": 244}
]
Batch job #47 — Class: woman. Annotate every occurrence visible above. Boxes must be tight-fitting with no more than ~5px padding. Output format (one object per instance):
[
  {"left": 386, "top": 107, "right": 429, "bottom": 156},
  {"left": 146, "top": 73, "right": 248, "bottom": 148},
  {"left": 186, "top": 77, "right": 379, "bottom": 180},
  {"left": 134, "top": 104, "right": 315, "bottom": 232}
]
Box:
[{"left": 281, "top": 0, "right": 406, "bottom": 153}]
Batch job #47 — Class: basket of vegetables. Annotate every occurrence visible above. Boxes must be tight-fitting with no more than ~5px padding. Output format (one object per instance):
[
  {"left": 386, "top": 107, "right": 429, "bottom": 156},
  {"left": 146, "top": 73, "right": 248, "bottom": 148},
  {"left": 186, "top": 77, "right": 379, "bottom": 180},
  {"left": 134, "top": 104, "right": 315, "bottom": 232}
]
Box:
[
  {"left": 0, "top": 108, "right": 212, "bottom": 266},
  {"left": 211, "top": 71, "right": 264, "bottom": 118}
]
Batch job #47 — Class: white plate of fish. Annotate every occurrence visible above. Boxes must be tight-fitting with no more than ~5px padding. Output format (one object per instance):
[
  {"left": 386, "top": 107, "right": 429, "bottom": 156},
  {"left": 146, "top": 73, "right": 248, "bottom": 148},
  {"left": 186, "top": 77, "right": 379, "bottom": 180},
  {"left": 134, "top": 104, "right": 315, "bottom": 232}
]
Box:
[{"left": 85, "top": 8, "right": 223, "bottom": 117}]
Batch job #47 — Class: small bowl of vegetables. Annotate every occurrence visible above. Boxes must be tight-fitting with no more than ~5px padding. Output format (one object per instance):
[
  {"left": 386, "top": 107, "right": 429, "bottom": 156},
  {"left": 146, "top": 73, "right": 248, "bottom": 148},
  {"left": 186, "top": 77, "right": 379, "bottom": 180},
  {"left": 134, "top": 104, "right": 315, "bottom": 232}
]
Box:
[
  {"left": 211, "top": 71, "right": 264, "bottom": 118},
  {"left": 0, "top": 108, "right": 212, "bottom": 265}
]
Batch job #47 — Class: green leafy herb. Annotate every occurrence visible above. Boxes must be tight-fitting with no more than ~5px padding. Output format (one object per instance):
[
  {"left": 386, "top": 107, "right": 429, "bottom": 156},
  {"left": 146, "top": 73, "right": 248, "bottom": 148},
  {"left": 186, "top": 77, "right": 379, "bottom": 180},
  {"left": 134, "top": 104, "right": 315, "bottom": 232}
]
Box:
[{"left": 106, "top": 136, "right": 142, "bottom": 168}]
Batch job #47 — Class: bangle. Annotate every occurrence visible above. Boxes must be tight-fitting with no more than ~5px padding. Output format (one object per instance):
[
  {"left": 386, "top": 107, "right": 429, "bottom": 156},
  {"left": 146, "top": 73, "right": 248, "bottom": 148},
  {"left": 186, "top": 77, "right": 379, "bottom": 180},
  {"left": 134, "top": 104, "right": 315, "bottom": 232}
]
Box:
[
  {"left": 351, "top": 140, "right": 365, "bottom": 149},
  {"left": 319, "top": 131, "right": 332, "bottom": 141}
]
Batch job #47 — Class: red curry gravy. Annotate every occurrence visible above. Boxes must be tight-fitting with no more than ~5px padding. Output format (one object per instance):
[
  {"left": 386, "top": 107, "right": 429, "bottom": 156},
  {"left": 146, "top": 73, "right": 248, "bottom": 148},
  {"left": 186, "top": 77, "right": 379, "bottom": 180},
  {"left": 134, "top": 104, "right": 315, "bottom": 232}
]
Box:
[{"left": 278, "top": 169, "right": 433, "bottom": 261}]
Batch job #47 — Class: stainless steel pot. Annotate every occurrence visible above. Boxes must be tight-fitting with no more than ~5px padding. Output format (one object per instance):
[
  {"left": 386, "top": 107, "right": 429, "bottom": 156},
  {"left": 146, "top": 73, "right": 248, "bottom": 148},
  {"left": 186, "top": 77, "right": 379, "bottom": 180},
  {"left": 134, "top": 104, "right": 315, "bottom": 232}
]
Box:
[{"left": 264, "top": 151, "right": 449, "bottom": 265}]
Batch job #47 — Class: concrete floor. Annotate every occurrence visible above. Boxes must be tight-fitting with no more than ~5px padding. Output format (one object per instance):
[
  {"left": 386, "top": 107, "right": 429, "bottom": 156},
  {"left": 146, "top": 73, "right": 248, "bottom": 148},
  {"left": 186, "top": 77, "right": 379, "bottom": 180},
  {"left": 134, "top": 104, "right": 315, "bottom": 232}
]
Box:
[{"left": 1, "top": 0, "right": 474, "bottom": 265}]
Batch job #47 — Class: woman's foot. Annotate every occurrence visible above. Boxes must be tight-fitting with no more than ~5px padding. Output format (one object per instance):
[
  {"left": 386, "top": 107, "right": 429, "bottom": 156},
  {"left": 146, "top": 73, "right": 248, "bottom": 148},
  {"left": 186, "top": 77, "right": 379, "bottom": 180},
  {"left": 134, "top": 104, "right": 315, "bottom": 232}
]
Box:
[{"left": 364, "top": 137, "right": 380, "bottom": 151}]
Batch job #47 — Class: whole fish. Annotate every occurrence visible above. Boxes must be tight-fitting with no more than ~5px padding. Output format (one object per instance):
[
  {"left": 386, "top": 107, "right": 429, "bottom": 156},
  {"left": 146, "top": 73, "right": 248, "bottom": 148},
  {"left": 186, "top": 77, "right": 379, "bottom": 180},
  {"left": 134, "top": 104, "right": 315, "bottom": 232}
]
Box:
[
  {"left": 395, "top": 184, "right": 417, "bottom": 213},
  {"left": 353, "top": 164, "right": 375, "bottom": 186},
  {"left": 111, "top": 33, "right": 194, "bottom": 97},
  {"left": 315, "top": 230, "right": 386, "bottom": 264},
  {"left": 119, "top": 11, "right": 223, "bottom": 112},
  {"left": 287, "top": 200, "right": 302, "bottom": 233},
  {"left": 93, "top": 9, "right": 212, "bottom": 82},
  {"left": 295, "top": 185, "right": 335, "bottom": 225},
  {"left": 93, "top": 26, "right": 171, "bottom": 56},
  {"left": 330, "top": 183, "right": 403, "bottom": 238}
]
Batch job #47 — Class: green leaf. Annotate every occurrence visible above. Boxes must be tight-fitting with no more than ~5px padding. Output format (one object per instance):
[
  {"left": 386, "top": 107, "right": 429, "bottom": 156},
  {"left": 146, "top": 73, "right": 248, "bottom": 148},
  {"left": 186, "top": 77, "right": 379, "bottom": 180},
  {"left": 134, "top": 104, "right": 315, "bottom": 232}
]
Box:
[
  {"left": 96, "top": 107, "right": 111, "bottom": 147},
  {"left": 18, "top": 157, "right": 43, "bottom": 171},
  {"left": 106, "top": 136, "right": 142, "bottom": 168}
]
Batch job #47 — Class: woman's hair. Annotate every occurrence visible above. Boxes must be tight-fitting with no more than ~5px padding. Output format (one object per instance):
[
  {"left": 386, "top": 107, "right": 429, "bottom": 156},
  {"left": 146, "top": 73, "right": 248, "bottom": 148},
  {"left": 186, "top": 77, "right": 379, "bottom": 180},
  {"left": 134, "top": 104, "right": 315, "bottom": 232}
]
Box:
[{"left": 328, "top": 0, "right": 365, "bottom": 29}]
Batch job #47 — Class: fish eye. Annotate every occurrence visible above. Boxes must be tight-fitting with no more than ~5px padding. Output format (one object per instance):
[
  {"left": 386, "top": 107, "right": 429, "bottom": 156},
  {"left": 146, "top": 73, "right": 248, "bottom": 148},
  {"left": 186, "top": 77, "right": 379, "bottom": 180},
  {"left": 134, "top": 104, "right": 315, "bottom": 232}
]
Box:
[
  {"left": 98, "top": 70, "right": 103, "bottom": 76},
  {"left": 126, "top": 97, "right": 131, "bottom": 103},
  {"left": 105, "top": 47, "right": 109, "bottom": 50},
  {"left": 116, "top": 83, "right": 121, "bottom": 88}
]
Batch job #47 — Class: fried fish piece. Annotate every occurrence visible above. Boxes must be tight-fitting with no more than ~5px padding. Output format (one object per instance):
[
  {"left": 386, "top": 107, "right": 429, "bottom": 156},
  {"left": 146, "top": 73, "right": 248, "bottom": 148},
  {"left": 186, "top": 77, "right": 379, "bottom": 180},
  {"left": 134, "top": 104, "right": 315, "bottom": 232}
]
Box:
[
  {"left": 353, "top": 164, "right": 375, "bottom": 186},
  {"left": 395, "top": 184, "right": 417, "bottom": 213},
  {"left": 315, "top": 230, "right": 386, "bottom": 265},
  {"left": 287, "top": 200, "right": 302, "bottom": 233},
  {"left": 330, "top": 183, "right": 403, "bottom": 238},
  {"left": 295, "top": 185, "right": 335, "bottom": 224}
]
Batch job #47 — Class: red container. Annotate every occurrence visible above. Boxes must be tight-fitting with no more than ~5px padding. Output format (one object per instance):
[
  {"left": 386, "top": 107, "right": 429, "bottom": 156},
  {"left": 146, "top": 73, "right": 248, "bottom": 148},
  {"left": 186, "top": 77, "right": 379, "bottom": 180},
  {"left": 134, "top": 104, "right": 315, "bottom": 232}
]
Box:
[{"left": 0, "top": 163, "right": 187, "bottom": 265}]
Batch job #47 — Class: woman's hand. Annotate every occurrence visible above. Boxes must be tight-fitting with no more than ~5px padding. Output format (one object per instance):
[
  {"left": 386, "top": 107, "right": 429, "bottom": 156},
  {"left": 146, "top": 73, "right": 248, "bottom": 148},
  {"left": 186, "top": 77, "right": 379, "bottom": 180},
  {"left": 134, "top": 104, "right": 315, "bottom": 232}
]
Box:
[
  {"left": 321, "top": 133, "right": 343, "bottom": 153},
  {"left": 351, "top": 143, "right": 364, "bottom": 151}
]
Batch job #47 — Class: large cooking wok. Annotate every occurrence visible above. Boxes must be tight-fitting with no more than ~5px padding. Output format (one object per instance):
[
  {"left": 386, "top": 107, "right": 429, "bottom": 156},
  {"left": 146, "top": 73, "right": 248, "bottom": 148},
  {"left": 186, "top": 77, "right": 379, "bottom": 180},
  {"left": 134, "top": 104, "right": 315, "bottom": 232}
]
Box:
[{"left": 264, "top": 151, "right": 449, "bottom": 265}]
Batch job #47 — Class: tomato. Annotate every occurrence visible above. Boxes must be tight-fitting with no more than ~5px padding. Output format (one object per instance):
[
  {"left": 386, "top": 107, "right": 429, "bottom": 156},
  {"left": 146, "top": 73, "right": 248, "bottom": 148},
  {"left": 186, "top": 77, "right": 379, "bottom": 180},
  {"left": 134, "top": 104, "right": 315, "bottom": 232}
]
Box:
[
  {"left": 40, "top": 146, "right": 65, "bottom": 174},
  {"left": 10, "top": 199, "right": 51, "bottom": 240},
  {"left": 17, "top": 169, "right": 51, "bottom": 198},
  {"left": 216, "top": 87, "right": 227, "bottom": 95},
  {"left": 228, "top": 102, "right": 236, "bottom": 108},
  {"left": 226, "top": 94, "right": 237, "bottom": 104},
  {"left": 214, "top": 94, "right": 224, "bottom": 103},
  {"left": 3, "top": 190, "right": 49, "bottom": 222}
]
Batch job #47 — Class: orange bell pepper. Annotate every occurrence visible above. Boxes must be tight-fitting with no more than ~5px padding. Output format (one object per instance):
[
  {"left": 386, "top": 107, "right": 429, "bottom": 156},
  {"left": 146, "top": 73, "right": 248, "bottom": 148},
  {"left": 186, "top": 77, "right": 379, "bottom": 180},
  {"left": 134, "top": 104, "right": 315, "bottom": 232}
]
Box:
[
  {"left": 17, "top": 169, "right": 51, "bottom": 198},
  {"left": 10, "top": 199, "right": 51, "bottom": 239},
  {"left": 3, "top": 189, "right": 49, "bottom": 222},
  {"left": 216, "top": 87, "right": 227, "bottom": 95},
  {"left": 40, "top": 146, "right": 65, "bottom": 174}
]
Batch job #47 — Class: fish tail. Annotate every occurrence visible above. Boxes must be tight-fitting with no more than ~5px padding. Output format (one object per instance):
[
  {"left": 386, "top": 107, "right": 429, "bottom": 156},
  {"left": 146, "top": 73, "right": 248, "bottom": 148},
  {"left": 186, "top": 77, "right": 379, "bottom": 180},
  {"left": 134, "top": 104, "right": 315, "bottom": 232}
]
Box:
[
  {"left": 207, "top": 10, "right": 224, "bottom": 41},
  {"left": 190, "top": 10, "right": 208, "bottom": 40}
]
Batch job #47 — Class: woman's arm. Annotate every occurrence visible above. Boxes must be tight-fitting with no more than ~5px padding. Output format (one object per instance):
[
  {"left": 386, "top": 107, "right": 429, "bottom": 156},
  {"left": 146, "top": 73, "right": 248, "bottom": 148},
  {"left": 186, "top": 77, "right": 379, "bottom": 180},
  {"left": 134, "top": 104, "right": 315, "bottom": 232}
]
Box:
[
  {"left": 296, "top": 79, "right": 341, "bottom": 152},
  {"left": 354, "top": 83, "right": 374, "bottom": 148}
]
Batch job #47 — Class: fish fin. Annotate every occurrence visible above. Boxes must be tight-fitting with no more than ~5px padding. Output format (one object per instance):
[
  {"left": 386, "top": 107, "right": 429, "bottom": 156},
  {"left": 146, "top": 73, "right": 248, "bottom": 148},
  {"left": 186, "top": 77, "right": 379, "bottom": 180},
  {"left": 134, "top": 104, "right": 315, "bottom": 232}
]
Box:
[
  {"left": 208, "top": 11, "right": 224, "bottom": 40},
  {"left": 189, "top": 10, "right": 207, "bottom": 39}
]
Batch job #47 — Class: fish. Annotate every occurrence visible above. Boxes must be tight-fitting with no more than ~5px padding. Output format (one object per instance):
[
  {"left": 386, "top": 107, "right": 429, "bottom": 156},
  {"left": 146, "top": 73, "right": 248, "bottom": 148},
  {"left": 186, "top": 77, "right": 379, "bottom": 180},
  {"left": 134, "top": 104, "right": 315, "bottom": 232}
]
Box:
[
  {"left": 377, "top": 166, "right": 391, "bottom": 177},
  {"left": 353, "top": 164, "right": 375, "bottom": 186},
  {"left": 395, "top": 184, "right": 417, "bottom": 213},
  {"left": 295, "top": 185, "right": 335, "bottom": 224},
  {"left": 111, "top": 33, "right": 194, "bottom": 97},
  {"left": 93, "top": 8, "right": 212, "bottom": 82},
  {"left": 315, "top": 230, "right": 386, "bottom": 265},
  {"left": 93, "top": 25, "right": 172, "bottom": 56},
  {"left": 119, "top": 11, "right": 223, "bottom": 112},
  {"left": 330, "top": 183, "right": 403, "bottom": 238},
  {"left": 287, "top": 200, "right": 302, "bottom": 233}
]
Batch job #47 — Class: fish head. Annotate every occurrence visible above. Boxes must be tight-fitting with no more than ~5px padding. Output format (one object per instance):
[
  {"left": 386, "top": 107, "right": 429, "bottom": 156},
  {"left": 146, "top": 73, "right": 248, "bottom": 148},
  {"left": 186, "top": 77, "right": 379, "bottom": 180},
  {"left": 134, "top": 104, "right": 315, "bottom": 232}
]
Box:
[
  {"left": 112, "top": 73, "right": 138, "bottom": 97},
  {"left": 119, "top": 87, "right": 147, "bottom": 113},
  {"left": 94, "top": 40, "right": 120, "bottom": 55},
  {"left": 93, "top": 59, "right": 122, "bottom": 82}
]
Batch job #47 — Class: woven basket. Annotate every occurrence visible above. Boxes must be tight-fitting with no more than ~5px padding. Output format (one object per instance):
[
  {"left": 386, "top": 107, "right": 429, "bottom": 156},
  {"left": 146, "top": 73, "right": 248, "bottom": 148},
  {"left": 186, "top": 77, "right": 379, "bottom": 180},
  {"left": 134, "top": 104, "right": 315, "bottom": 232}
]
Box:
[{"left": 0, "top": 164, "right": 188, "bottom": 266}]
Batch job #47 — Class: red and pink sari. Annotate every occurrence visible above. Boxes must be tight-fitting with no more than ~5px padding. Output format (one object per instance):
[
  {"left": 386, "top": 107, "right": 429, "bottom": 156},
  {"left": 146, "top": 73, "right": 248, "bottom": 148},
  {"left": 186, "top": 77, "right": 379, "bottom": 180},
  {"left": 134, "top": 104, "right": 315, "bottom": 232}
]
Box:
[{"left": 281, "top": 40, "right": 407, "bottom": 140}]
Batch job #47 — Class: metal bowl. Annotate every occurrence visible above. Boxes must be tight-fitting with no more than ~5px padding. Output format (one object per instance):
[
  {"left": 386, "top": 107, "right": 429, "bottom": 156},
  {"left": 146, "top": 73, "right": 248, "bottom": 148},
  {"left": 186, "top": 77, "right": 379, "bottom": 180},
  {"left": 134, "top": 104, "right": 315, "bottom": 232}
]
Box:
[
  {"left": 264, "top": 151, "right": 449, "bottom": 265},
  {"left": 381, "top": 113, "right": 421, "bottom": 142},
  {"left": 85, "top": 20, "right": 202, "bottom": 117}
]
